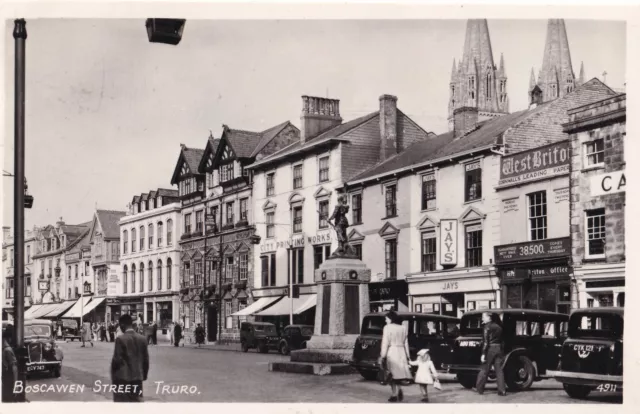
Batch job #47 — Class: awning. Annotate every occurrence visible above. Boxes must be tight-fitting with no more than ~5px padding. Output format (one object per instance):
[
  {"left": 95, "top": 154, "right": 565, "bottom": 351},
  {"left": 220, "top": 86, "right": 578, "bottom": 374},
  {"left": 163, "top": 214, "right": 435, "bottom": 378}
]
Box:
[
  {"left": 82, "top": 297, "right": 106, "bottom": 315},
  {"left": 41, "top": 301, "right": 76, "bottom": 318},
  {"left": 256, "top": 294, "right": 317, "bottom": 316},
  {"left": 231, "top": 296, "right": 281, "bottom": 316},
  {"left": 30, "top": 303, "right": 60, "bottom": 319},
  {"left": 23, "top": 304, "right": 43, "bottom": 319},
  {"left": 60, "top": 296, "right": 92, "bottom": 319}
]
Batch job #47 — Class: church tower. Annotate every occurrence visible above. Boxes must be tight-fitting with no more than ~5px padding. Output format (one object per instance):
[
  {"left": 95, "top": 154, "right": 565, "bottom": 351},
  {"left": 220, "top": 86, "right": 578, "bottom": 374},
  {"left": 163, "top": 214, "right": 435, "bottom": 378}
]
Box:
[
  {"left": 448, "top": 19, "right": 509, "bottom": 131},
  {"left": 529, "top": 19, "right": 584, "bottom": 104}
]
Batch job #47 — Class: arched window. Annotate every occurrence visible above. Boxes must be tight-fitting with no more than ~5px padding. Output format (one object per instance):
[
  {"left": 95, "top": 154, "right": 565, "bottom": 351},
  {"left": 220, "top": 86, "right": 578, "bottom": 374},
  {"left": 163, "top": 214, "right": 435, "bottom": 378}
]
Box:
[
  {"left": 167, "top": 219, "right": 173, "bottom": 246},
  {"left": 157, "top": 222, "right": 164, "bottom": 247},
  {"left": 139, "top": 262, "right": 145, "bottom": 292},
  {"left": 486, "top": 72, "right": 492, "bottom": 99},
  {"left": 148, "top": 260, "right": 153, "bottom": 291},
  {"left": 123, "top": 230, "right": 128, "bottom": 254},
  {"left": 131, "top": 264, "right": 136, "bottom": 292},
  {"left": 157, "top": 260, "right": 163, "bottom": 291},
  {"left": 123, "top": 265, "right": 128, "bottom": 293},
  {"left": 131, "top": 228, "right": 137, "bottom": 253},
  {"left": 139, "top": 226, "right": 145, "bottom": 251},
  {"left": 167, "top": 258, "right": 172, "bottom": 290},
  {"left": 148, "top": 223, "right": 154, "bottom": 249}
]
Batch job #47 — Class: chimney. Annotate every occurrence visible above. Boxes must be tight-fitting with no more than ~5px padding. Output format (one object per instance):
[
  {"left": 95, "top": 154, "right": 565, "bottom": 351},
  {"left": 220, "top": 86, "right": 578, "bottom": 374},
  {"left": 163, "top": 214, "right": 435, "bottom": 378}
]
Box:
[
  {"left": 453, "top": 106, "right": 479, "bottom": 138},
  {"left": 300, "top": 96, "right": 342, "bottom": 144},
  {"left": 379, "top": 94, "right": 398, "bottom": 160}
]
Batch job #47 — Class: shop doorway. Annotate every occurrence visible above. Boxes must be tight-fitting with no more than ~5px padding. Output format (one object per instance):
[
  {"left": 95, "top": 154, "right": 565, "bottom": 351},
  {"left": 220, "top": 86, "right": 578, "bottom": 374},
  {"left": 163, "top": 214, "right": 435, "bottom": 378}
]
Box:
[
  {"left": 442, "top": 293, "right": 464, "bottom": 317},
  {"left": 617, "top": 293, "right": 625, "bottom": 307},
  {"left": 207, "top": 306, "right": 217, "bottom": 342}
]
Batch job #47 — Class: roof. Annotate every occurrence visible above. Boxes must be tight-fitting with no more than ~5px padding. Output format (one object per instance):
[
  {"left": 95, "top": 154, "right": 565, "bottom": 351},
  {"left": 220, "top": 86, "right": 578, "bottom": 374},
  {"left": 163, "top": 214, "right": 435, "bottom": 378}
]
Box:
[
  {"left": 96, "top": 210, "right": 127, "bottom": 239},
  {"left": 170, "top": 145, "right": 205, "bottom": 185},
  {"left": 156, "top": 188, "right": 179, "bottom": 197},
  {"left": 249, "top": 121, "right": 292, "bottom": 157},
  {"left": 249, "top": 111, "right": 379, "bottom": 170},
  {"left": 224, "top": 127, "right": 262, "bottom": 158}
]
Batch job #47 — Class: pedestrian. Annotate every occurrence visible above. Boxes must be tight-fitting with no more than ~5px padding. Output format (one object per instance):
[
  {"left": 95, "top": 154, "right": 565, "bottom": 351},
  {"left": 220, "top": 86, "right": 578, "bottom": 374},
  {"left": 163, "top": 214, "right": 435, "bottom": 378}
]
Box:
[
  {"left": 100, "top": 323, "right": 107, "bottom": 342},
  {"left": 152, "top": 322, "right": 158, "bottom": 346},
  {"left": 409, "top": 349, "right": 440, "bottom": 402},
  {"left": 378, "top": 310, "right": 412, "bottom": 402},
  {"left": 110, "top": 314, "right": 149, "bottom": 402},
  {"left": 195, "top": 323, "right": 205, "bottom": 347},
  {"left": 169, "top": 323, "right": 174, "bottom": 346},
  {"left": 476, "top": 312, "right": 507, "bottom": 396},
  {"left": 108, "top": 323, "right": 115, "bottom": 342},
  {"left": 173, "top": 321, "right": 182, "bottom": 347},
  {"left": 2, "top": 331, "right": 18, "bottom": 402},
  {"left": 82, "top": 321, "right": 94, "bottom": 347},
  {"left": 57, "top": 323, "right": 63, "bottom": 340},
  {"left": 92, "top": 323, "right": 99, "bottom": 342}
]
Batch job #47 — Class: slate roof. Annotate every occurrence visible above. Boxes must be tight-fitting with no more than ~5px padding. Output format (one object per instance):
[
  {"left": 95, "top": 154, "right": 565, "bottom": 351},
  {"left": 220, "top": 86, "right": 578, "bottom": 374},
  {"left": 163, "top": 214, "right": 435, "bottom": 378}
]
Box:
[
  {"left": 170, "top": 145, "right": 205, "bottom": 185},
  {"left": 250, "top": 121, "right": 293, "bottom": 157},
  {"left": 96, "top": 210, "right": 127, "bottom": 240},
  {"left": 225, "top": 127, "right": 262, "bottom": 158},
  {"left": 156, "top": 188, "right": 179, "bottom": 197},
  {"left": 350, "top": 78, "right": 615, "bottom": 184}
]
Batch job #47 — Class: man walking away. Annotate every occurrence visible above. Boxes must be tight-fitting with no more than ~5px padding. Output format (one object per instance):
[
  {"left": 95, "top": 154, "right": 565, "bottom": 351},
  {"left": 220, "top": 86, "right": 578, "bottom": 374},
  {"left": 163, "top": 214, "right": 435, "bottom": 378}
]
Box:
[
  {"left": 173, "top": 322, "right": 182, "bottom": 347},
  {"left": 476, "top": 312, "right": 506, "bottom": 396},
  {"left": 82, "top": 321, "right": 94, "bottom": 347},
  {"left": 152, "top": 322, "right": 158, "bottom": 346},
  {"left": 111, "top": 314, "right": 149, "bottom": 402},
  {"left": 2, "top": 330, "right": 18, "bottom": 402}
]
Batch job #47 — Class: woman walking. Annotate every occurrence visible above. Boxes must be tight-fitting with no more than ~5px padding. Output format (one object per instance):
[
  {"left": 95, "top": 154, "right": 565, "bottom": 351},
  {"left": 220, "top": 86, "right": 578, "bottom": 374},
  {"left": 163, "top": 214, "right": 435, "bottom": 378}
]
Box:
[{"left": 378, "top": 310, "right": 413, "bottom": 402}]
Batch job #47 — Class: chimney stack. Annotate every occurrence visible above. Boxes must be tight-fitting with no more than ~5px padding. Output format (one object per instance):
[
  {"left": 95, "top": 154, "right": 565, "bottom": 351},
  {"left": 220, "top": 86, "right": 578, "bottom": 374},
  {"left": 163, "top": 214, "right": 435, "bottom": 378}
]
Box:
[
  {"left": 453, "top": 106, "right": 479, "bottom": 138},
  {"left": 300, "top": 96, "right": 342, "bottom": 144},
  {"left": 379, "top": 94, "right": 398, "bottom": 161}
]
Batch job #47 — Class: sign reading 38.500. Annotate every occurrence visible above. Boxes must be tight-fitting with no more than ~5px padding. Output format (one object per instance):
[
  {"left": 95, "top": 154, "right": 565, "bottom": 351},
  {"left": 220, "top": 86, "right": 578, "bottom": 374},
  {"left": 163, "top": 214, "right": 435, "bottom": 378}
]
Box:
[
  {"left": 494, "top": 237, "right": 571, "bottom": 264},
  {"left": 519, "top": 244, "right": 546, "bottom": 256}
]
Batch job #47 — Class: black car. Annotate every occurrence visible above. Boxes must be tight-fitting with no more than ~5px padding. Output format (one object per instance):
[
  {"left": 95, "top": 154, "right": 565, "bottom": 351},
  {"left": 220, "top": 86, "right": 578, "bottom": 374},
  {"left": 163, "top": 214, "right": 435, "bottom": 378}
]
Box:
[
  {"left": 548, "top": 307, "right": 623, "bottom": 399},
  {"left": 240, "top": 322, "right": 280, "bottom": 353},
  {"left": 278, "top": 325, "right": 313, "bottom": 355},
  {"left": 444, "top": 309, "right": 569, "bottom": 391},
  {"left": 3, "top": 319, "right": 64, "bottom": 378},
  {"left": 351, "top": 312, "right": 460, "bottom": 381}
]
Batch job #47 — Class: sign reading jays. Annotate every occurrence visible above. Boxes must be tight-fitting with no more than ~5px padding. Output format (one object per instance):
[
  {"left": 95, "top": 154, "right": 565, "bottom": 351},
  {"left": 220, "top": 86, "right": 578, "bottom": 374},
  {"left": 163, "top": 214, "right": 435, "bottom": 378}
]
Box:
[
  {"left": 499, "top": 141, "right": 570, "bottom": 186},
  {"left": 439, "top": 219, "right": 457, "bottom": 266}
]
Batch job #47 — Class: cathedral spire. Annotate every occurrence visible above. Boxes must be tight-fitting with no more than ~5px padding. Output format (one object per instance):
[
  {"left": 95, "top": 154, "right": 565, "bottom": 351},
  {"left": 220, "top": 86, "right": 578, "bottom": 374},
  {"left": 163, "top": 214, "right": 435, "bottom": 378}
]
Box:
[
  {"left": 534, "top": 19, "right": 577, "bottom": 102},
  {"left": 450, "top": 58, "right": 457, "bottom": 83},
  {"left": 529, "top": 67, "right": 537, "bottom": 91},
  {"left": 578, "top": 61, "right": 585, "bottom": 85}
]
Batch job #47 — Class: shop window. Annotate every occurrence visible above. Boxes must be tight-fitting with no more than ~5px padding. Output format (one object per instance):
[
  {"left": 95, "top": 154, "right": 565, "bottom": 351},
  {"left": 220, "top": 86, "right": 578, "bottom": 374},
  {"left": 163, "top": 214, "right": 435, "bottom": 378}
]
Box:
[
  {"left": 266, "top": 211, "right": 275, "bottom": 238},
  {"left": 351, "top": 193, "right": 362, "bottom": 224},
  {"left": 421, "top": 173, "right": 436, "bottom": 210},
  {"left": 318, "top": 200, "right": 329, "bottom": 229},
  {"left": 293, "top": 164, "right": 303, "bottom": 189},
  {"left": 586, "top": 209, "right": 606, "bottom": 258},
  {"left": 266, "top": 173, "right": 275, "bottom": 196},
  {"left": 288, "top": 247, "right": 304, "bottom": 284},
  {"left": 527, "top": 191, "right": 547, "bottom": 241},
  {"left": 261, "top": 254, "right": 276, "bottom": 287},
  {"left": 385, "top": 185, "right": 397, "bottom": 217},
  {"left": 292, "top": 206, "right": 303, "bottom": 233},
  {"left": 318, "top": 156, "right": 329, "bottom": 183},
  {"left": 465, "top": 225, "right": 483, "bottom": 267},
  {"left": 385, "top": 239, "right": 397, "bottom": 280},
  {"left": 421, "top": 231, "right": 437, "bottom": 272},
  {"left": 313, "top": 245, "right": 332, "bottom": 270},
  {"left": 585, "top": 139, "right": 605, "bottom": 167},
  {"left": 464, "top": 162, "right": 482, "bottom": 202}
]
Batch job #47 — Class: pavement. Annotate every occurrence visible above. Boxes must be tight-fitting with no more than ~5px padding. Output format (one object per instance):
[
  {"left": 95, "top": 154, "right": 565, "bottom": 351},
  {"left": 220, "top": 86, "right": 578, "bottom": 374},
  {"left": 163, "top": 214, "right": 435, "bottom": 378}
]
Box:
[{"left": 21, "top": 340, "right": 622, "bottom": 403}]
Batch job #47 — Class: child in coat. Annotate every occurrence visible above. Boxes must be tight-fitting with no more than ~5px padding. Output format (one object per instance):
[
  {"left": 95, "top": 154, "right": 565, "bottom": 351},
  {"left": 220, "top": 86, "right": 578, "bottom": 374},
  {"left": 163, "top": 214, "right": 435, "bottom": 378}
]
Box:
[{"left": 409, "top": 349, "right": 440, "bottom": 402}]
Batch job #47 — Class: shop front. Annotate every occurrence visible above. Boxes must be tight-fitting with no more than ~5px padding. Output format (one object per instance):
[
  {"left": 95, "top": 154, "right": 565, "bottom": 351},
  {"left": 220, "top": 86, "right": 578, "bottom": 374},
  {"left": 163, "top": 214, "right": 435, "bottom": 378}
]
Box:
[
  {"left": 368, "top": 279, "right": 408, "bottom": 313},
  {"left": 574, "top": 262, "right": 625, "bottom": 309},
  {"left": 250, "top": 285, "right": 317, "bottom": 334},
  {"left": 106, "top": 296, "right": 144, "bottom": 324},
  {"left": 408, "top": 268, "right": 499, "bottom": 318},
  {"left": 495, "top": 237, "right": 572, "bottom": 314},
  {"left": 143, "top": 293, "right": 179, "bottom": 342}
]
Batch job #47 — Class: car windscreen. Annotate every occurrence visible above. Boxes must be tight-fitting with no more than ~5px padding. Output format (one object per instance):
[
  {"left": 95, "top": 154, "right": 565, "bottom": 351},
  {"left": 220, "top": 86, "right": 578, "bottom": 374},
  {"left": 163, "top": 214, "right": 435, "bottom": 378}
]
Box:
[
  {"left": 301, "top": 327, "right": 313, "bottom": 336},
  {"left": 460, "top": 314, "right": 485, "bottom": 335},
  {"left": 25, "top": 325, "right": 51, "bottom": 338},
  {"left": 569, "top": 313, "right": 623, "bottom": 339},
  {"left": 254, "top": 325, "right": 277, "bottom": 334},
  {"left": 361, "top": 316, "right": 385, "bottom": 336}
]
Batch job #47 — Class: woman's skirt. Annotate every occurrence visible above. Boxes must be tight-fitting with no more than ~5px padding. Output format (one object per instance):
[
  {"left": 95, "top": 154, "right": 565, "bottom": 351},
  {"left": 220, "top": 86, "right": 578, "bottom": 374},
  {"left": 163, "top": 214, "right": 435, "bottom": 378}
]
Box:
[{"left": 386, "top": 346, "right": 413, "bottom": 381}]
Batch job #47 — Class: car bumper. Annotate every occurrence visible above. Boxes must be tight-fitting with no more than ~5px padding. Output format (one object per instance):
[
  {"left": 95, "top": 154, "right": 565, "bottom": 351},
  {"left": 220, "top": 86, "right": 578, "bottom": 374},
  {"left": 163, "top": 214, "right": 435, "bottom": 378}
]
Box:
[
  {"left": 443, "top": 364, "right": 482, "bottom": 373},
  {"left": 26, "top": 361, "right": 62, "bottom": 373},
  {"left": 547, "top": 370, "right": 623, "bottom": 386}
]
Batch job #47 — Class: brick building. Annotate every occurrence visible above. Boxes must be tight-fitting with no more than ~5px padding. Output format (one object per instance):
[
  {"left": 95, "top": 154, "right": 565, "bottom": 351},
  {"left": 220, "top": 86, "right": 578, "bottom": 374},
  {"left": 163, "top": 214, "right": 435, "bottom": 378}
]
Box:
[{"left": 563, "top": 94, "right": 626, "bottom": 309}]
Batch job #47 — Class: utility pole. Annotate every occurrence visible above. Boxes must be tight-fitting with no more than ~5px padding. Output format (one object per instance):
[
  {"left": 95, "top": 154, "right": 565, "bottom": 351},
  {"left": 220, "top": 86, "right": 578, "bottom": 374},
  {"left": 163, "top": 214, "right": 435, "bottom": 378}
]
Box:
[{"left": 12, "top": 18, "right": 27, "bottom": 403}]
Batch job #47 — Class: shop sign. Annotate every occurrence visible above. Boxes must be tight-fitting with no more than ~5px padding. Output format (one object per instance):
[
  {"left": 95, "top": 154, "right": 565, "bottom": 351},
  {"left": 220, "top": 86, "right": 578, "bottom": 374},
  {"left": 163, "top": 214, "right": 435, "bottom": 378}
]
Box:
[
  {"left": 38, "top": 281, "right": 49, "bottom": 291},
  {"left": 369, "top": 281, "right": 408, "bottom": 302},
  {"left": 499, "top": 141, "right": 570, "bottom": 186},
  {"left": 554, "top": 188, "right": 570, "bottom": 203},
  {"left": 66, "top": 252, "right": 81, "bottom": 262},
  {"left": 500, "top": 265, "right": 570, "bottom": 281},
  {"left": 252, "top": 287, "right": 287, "bottom": 298},
  {"left": 409, "top": 275, "right": 499, "bottom": 297},
  {"left": 260, "top": 236, "right": 305, "bottom": 253},
  {"left": 307, "top": 232, "right": 332, "bottom": 245},
  {"left": 494, "top": 237, "right": 571, "bottom": 264},
  {"left": 439, "top": 220, "right": 457, "bottom": 266},
  {"left": 590, "top": 170, "right": 626, "bottom": 197},
  {"left": 82, "top": 250, "right": 91, "bottom": 259},
  {"left": 502, "top": 198, "right": 519, "bottom": 213}
]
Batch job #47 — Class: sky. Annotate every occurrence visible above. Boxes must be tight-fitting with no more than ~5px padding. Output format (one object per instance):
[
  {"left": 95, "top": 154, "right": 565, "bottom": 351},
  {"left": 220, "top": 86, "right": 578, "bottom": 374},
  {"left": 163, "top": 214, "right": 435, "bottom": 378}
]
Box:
[{"left": 2, "top": 19, "right": 626, "bottom": 231}]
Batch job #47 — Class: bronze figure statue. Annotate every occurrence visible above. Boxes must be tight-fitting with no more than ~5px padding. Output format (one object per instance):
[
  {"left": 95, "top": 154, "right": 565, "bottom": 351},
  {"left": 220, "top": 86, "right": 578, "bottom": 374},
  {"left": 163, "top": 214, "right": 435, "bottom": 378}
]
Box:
[{"left": 327, "top": 195, "right": 357, "bottom": 259}]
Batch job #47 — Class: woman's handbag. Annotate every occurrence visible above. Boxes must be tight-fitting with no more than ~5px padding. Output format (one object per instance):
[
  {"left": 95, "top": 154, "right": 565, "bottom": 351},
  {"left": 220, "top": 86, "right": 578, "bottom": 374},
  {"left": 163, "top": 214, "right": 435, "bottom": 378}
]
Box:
[{"left": 377, "top": 358, "right": 392, "bottom": 386}]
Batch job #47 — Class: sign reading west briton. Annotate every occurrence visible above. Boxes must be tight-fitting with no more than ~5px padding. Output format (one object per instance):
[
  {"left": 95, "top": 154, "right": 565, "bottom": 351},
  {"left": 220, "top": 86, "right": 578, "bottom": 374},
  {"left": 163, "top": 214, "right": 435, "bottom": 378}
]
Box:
[{"left": 499, "top": 141, "right": 570, "bottom": 186}]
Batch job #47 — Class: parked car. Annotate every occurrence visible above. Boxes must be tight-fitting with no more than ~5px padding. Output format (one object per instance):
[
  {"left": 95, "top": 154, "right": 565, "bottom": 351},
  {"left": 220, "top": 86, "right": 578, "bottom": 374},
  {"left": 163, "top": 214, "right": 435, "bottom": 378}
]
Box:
[
  {"left": 278, "top": 324, "right": 313, "bottom": 355},
  {"left": 444, "top": 309, "right": 569, "bottom": 391},
  {"left": 351, "top": 312, "right": 460, "bottom": 381},
  {"left": 548, "top": 307, "right": 623, "bottom": 399},
  {"left": 61, "top": 319, "right": 80, "bottom": 341},
  {"left": 240, "top": 321, "right": 280, "bottom": 353},
  {"left": 20, "top": 319, "right": 64, "bottom": 378}
]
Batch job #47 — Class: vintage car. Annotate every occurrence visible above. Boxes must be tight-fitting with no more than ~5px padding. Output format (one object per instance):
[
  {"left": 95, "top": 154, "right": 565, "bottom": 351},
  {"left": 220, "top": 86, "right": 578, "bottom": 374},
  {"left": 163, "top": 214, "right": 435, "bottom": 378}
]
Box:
[
  {"left": 278, "top": 324, "right": 313, "bottom": 355},
  {"left": 444, "top": 309, "right": 569, "bottom": 391},
  {"left": 351, "top": 312, "right": 460, "bottom": 381},
  {"left": 548, "top": 308, "right": 623, "bottom": 399},
  {"left": 240, "top": 321, "right": 280, "bottom": 353},
  {"left": 4, "top": 319, "right": 64, "bottom": 378}
]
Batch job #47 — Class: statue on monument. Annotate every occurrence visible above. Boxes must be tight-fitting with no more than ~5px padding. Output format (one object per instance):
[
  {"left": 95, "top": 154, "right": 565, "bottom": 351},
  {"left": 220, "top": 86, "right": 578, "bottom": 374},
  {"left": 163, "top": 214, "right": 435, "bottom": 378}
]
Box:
[{"left": 327, "top": 195, "right": 357, "bottom": 259}]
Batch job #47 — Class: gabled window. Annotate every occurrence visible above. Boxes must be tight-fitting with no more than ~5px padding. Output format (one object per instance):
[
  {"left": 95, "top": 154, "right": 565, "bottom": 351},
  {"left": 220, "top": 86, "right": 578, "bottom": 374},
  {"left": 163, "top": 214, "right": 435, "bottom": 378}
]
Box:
[
  {"left": 220, "top": 163, "right": 234, "bottom": 182},
  {"left": 421, "top": 231, "right": 437, "bottom": 272},
  {"left": 465, "top": 225, "right": 483, "bottom": 267},
  {"left": 225, "top": 256, "right": 234, "bottom": 281},
  {"left": 385, "top": 185, "right": 397, "bottom": 217},
  {"left": 464, "top": 162, "right": 482, "bottom": 202},
  {"left": 266, "top": 173, "right": 275, "bottom": 196},
  {"left": 318, "top": 156, "right": 329, "bottom": 183},
  {"left": 239, "top": 254, "right": 248, "bottom": 281},
  {"left": 385, "top": 239, "right": 397, "bottom": 280},
  {"left": 421, "top": 173, "right": 436, "bottom": 210}
]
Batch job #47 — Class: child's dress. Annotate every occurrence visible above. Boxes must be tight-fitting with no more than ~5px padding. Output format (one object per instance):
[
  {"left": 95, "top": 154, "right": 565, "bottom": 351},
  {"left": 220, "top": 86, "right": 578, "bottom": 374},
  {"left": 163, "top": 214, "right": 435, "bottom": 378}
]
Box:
[{"left": 409, "top": 359, "right": 439, "bottom": 385}]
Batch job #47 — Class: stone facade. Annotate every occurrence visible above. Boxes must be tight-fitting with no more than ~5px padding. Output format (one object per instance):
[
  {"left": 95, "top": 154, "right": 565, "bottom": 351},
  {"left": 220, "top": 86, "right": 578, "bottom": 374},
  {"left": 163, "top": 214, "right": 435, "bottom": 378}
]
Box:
[{"left": 564, "top": 94, "right": 626, "bottom": 309}]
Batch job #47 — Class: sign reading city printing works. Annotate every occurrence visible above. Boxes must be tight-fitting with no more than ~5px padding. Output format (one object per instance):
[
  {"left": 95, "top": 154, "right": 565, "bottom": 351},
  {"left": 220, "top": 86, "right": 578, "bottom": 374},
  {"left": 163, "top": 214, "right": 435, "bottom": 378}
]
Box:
[
  {"left": 260, "top": 232, "right": 332, "bottom": 253},
  {"left": 439, "top": 220, "right": 458, "bottom": 266},
  {"left": 499, "top": 141, "right": 570, "bottom": 187},
  {"left": 590, "top": 170, "right": 626, "bottom": 197},
  {"left": 494, "top": 237, "right": 571, "bottom": 264}
]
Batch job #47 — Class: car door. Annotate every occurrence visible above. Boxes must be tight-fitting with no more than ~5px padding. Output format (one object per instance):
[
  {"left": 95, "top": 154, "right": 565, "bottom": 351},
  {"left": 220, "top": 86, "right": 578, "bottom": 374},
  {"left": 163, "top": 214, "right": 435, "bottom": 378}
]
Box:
[{"left": 537, "top": 319, "right": 565, "bottom": 375}]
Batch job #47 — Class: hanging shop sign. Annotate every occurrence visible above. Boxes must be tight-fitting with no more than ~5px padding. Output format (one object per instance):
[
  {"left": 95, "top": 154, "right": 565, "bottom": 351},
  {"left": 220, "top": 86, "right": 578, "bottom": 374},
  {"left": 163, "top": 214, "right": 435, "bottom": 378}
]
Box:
[
  {"left": 439, "top": 220, "right": 458, "bottom": 266},
  {"left": 38, "top": 281, "right": 49, "bottom": 291},
  {"left": 590, "top": 170, "right": 626, "bottom": 197},
  {"left": 499, "top": 141, "right": 570, "bottom": 187},
  {"left": 494, "top": 237, "right": 571, "bottom": 265}
]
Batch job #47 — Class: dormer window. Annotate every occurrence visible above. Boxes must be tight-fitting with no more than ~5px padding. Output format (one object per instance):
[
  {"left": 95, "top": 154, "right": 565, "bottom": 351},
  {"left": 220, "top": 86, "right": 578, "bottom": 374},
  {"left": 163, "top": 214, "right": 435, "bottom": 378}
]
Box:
[
  {"left": 220, "top": 163, "right": 234, "bottom": 182},
  {"left": 184, "top": 179, "right": 192, "bottom": 194}
]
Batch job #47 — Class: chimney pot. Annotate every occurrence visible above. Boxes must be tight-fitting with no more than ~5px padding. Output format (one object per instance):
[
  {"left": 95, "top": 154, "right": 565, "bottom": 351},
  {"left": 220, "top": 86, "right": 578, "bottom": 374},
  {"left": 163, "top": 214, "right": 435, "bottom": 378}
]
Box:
[
  {"left": 300, "top": 95, "right": 342, "bottom": 144},
  {"left": 453, "top": 107, "right": 479, "bottom": 138},
  {"left": 379, "top": 94, "right": 399, "bottom": 161}
]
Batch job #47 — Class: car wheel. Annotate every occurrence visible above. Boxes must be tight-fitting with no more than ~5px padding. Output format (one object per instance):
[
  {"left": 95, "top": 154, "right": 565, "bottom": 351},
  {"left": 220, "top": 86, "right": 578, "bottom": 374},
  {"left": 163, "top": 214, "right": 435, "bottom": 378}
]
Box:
[
  {"left": 358, "top": 370, "right": 378, "bottom": 381},
  {"left": 505, "top": 355, "right": 535, "bottom": 391},
  {"left": 563, "top": 384, "right": 592, "bottom": 399},
  {"left": 457, "top": 374, "right": 476, "bottom": 389},
  {"left": 53, "top": 366, "right": 61, "bottom": 378},
  {"left": 241, "top": 342, "right": 249, "bottom": 353},
  {"left": 279, "top": 341, "right": 290, "bottom": 356}
]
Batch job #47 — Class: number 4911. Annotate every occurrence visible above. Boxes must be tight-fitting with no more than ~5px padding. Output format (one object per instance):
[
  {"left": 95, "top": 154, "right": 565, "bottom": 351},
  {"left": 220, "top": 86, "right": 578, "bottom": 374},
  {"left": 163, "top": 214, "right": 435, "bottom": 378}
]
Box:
[{"left": 596, "top": 384, "right": 618, "bottom": 392}]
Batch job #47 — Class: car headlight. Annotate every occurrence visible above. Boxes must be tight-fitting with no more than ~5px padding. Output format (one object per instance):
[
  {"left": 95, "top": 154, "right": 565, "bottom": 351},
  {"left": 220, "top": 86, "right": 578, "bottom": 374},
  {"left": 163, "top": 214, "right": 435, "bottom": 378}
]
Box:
[{"left": 44, "top": 343, "right": 53, "bottom": 351}]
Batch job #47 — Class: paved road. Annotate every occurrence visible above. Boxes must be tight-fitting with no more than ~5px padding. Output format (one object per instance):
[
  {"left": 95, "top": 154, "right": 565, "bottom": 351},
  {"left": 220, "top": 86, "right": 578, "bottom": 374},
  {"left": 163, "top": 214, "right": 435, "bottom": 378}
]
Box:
[{"left": 22, "top": 340, "right": 622, "bottom": 403}]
